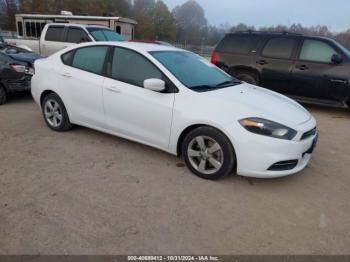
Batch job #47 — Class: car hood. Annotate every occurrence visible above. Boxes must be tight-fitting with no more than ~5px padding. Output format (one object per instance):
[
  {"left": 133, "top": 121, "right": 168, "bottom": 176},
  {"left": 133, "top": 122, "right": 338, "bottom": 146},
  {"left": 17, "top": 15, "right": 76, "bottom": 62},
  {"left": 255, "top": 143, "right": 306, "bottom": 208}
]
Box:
[
  {"left": 203, "top": 83, "right": 311, "bottom": 126},
  {"left": 8, "top": 52, "right": 43, "bottom": 64}
]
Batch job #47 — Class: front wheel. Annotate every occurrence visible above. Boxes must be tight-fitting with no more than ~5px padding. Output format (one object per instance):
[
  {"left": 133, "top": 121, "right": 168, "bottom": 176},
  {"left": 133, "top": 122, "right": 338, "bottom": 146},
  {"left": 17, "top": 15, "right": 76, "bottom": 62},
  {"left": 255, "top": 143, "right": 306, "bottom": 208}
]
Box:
[
  {"left": 42, "top": 93, "right": 72, "bottom": 131},
  {"left": 182, "top": 127, "right": 236, "bottom": 180}
]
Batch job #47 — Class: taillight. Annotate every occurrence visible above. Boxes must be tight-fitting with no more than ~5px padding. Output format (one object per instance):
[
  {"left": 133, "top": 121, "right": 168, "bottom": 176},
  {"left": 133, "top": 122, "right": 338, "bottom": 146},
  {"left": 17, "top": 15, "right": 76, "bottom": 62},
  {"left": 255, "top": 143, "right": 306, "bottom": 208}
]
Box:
[
  {"left": 211, "top": 50, "right": 218, "bottom": 65},
  {"left": 9, "top": 64, "right": 34, "bottom": 75},
  {"left": 10, "top": 64, "right": 26, "bottom": 73}
]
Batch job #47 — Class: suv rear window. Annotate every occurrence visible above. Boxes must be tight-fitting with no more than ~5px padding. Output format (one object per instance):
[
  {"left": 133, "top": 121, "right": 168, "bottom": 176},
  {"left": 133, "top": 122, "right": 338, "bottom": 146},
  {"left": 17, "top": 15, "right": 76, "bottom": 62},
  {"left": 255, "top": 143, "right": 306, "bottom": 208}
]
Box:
[
  {"left": 45, "top": 26, "right": 64, "bottom": 42},
  {"left": 262, "top": 37, "right": 296, "bottom": 59},
  {"left": 216, "top": 35, "right": 258, "bottom": 54}
]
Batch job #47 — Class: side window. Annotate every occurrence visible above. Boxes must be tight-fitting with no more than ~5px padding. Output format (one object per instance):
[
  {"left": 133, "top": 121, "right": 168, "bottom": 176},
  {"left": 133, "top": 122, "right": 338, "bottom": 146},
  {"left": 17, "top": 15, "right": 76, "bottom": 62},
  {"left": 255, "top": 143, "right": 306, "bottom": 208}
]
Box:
[
  {"left": 111, "top": 47, "right": 162, "bottom": 87},
  {"left": 262, "top": 38, "right": 296, "bottom": 59},
  {"left": 299, "top": 40, "right": 338, "bottom": 63},
  {"left": 71, "top": 46, "right": 108, "bottom": 74},
  {"left": 17, "top": 22, "right": 23, "bottom": 37},
  {"left": 45, "top": 26, "right": 64, "bottom": 42},
  {"left": 217, "top": 35, "right": 258, "bottom": 54},
  {"left": 61, "top": 51, "right": 74, "bottom": 66},
  {"left": 66, "top": 28, "right": 89, "bottom": 43},
  {"left": 25, "top": 22, "right": 31, "bottom": 37},
  {"left": 116, "top": 26, "right": 121, "bottom": 34}
]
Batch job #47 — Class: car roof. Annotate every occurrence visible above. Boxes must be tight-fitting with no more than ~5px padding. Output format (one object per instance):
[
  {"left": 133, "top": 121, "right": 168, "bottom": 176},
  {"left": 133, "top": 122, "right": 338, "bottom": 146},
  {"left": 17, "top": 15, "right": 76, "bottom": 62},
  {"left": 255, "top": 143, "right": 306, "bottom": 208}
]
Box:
[
  {"left": 228, "top": 31, "right": 333, "bottom": 41},
  {"left": 75, "top": 41, "right": 182, "bottom": 52}
]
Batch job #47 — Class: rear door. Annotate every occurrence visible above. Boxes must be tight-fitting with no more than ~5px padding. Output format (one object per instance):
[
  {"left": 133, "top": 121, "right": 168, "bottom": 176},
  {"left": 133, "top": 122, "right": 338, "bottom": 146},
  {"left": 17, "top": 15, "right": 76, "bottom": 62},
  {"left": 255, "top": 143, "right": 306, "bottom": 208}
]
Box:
[
  {"left": 256, "top": 36, "right": 299, "bottom": 95},
  {"left": 291, "top": 38, "right": 348, "bottom": 102},
  {"left": 59, "top": 45, "right": 109, "bottom": 127},
  {"left": 41, "top": 26, "right": 66, "bottom": 56}
]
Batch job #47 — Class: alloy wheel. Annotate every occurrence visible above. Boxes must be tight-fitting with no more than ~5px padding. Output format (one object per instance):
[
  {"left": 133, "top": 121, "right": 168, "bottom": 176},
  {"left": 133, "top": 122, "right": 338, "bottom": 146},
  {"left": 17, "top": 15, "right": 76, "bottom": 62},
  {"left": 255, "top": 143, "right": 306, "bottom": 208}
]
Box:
[
  {"left": 187, "top": 136, "right": 224, "bottom": 175},
  {"left": 44, "top": 99, "right": 63, "bottom": 128}
]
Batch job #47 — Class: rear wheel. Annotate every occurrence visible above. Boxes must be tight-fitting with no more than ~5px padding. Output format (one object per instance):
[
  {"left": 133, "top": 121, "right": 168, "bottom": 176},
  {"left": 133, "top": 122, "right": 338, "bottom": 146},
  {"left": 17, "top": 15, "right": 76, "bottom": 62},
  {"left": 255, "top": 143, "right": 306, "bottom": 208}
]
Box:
[
  {"left": 182, "top": 127, "right": 236, "bottom": 180},
  {"left": 234, "top": 70, "right": 258, "bottom": 85},
  {"left": 42, "top": 93, "right": 72, "bottom": 132},
  {"left": 0, "top": 85, "right": 7, "bottom": 105}
]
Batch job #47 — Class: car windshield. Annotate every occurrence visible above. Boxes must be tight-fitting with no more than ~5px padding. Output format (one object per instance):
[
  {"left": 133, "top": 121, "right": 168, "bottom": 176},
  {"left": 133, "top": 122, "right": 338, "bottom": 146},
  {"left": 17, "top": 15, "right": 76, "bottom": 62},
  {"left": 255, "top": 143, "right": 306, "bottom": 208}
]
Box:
[
  {"left": 151, "top": 51, "right": 241, "bottom": 91},
  {"left": 87, "top": 28, "right": 125, "bottom": 42}
]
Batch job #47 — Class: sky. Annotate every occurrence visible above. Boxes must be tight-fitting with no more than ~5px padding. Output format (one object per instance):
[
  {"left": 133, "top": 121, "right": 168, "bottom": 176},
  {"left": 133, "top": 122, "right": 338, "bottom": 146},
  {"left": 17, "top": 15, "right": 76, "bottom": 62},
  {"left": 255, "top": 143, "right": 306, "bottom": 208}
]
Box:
[{"left": 163, "top": 0, "right": 350, "bottom": 32}]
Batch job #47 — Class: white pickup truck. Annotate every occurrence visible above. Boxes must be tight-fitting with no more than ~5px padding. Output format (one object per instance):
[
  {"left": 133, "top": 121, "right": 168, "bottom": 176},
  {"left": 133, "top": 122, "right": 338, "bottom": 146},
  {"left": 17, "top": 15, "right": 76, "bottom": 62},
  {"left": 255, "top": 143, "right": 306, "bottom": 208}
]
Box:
[{"left": 5, "top": 23, "right": 124, "bottom": 56}]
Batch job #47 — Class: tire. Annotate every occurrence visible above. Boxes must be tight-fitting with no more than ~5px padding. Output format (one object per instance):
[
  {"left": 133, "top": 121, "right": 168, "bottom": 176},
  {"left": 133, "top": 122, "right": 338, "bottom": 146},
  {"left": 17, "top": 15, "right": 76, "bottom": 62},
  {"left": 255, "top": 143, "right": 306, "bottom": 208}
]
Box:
[
  {"left": 42, "top": 93, "right": 72, "bottom": 132},
  {"left": 182, "top": 126, "right": 236, "bottom": 180},
  {"left": 235, "top": 70, "right": 258, "bottom": 85},
  {"left": 0, "top": 85, "right": 6, "bottom": 105}
]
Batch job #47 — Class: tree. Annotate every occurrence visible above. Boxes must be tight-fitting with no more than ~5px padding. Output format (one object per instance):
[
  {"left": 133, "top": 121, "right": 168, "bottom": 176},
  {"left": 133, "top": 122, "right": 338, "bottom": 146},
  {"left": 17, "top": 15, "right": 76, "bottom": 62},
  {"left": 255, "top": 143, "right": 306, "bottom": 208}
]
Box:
[
  {"left": 1, "top": 0, "right": 17, "bottom": 30},
  {"left": 132, "top": 0, "right": 156, "bottom": 39},
  {"left": 150, "top": 0, "right": 176, "bottom": 41},
  {"left": 172, "top": 0, "right": 208, "bottom": 44},
  {"left": 230, "top": 23, "right": 255, "bottom": 33},
  {"left": 131, "top": 0, "right": 176, "bottom": 41}
]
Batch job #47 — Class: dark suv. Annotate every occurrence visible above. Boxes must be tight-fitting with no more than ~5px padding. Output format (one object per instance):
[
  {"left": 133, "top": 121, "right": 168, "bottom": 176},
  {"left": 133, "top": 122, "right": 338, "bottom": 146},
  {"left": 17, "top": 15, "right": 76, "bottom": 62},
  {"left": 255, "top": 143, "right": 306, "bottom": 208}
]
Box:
[{"left": 212, "top": 31, "right": 350, "bottom": 108}]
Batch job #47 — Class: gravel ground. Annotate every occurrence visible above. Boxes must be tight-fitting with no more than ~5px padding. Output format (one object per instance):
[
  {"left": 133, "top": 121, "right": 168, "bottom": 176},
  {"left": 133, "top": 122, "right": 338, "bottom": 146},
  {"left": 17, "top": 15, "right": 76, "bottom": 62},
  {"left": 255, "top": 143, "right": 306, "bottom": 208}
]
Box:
[{"left": 0, "top": 93, "right": 349, "bottom": 255}]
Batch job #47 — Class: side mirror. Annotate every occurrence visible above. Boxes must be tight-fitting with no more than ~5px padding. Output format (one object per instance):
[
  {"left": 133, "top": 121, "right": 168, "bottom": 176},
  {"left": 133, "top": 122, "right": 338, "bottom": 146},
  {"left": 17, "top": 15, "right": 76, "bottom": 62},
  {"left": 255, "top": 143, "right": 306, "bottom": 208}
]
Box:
[
  {"left": 143, "top": 78, "right": 166, "bottom": 92},
  {"left": 331, "top": 54, "right": 343, "bottom": 64}
]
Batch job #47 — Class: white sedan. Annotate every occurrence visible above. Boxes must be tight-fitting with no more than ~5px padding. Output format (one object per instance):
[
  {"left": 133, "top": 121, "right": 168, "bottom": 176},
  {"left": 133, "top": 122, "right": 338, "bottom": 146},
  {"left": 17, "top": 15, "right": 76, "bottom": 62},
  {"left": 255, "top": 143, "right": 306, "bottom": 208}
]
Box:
[{"left": 31, "top": 42, "right": 318, "bottom": 180}]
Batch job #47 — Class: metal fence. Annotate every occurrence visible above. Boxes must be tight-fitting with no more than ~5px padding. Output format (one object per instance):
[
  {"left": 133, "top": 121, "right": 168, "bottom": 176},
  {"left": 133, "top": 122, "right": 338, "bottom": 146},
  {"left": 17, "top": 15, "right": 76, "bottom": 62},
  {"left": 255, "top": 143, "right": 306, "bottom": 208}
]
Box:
[{"left": 171, "top": 42, "right": 215, "bottom": 58}]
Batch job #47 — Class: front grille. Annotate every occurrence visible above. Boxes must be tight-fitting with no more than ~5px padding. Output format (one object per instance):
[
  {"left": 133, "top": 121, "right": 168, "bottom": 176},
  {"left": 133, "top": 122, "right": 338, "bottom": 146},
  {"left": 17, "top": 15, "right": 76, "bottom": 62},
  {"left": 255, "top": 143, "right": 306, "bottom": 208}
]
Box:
[
  {"left": 268, "top": 160, "right": 299, "bottom": 171},
  {"left": 301, "top": 127, "right": 317, "bottom": 140}
]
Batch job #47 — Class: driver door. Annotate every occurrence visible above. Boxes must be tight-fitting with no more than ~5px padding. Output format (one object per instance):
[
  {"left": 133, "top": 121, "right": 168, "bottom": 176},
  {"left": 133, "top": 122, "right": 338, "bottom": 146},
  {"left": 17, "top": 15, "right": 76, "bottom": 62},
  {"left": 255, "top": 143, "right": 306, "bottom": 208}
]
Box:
[
  {"left": 103, "top": 47, "right": 175, "bottom": 150},
  {"left": 291, "top": 39, "right": 348, "bottom": 102}
]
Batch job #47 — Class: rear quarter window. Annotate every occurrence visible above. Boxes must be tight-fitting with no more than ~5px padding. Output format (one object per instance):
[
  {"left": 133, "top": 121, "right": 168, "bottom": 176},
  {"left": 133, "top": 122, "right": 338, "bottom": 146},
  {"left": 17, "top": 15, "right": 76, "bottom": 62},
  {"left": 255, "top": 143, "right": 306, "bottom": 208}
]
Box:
[{"left": 216, "top": 35, "right": 259, "bottom": 54}]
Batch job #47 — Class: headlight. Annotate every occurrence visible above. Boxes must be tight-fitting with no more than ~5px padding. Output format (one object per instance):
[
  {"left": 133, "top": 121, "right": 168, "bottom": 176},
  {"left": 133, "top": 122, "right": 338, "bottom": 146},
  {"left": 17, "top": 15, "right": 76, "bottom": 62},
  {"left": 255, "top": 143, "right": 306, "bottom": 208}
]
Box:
[{"left": 239, "top": 118, "right": 297, "bottom": 140}]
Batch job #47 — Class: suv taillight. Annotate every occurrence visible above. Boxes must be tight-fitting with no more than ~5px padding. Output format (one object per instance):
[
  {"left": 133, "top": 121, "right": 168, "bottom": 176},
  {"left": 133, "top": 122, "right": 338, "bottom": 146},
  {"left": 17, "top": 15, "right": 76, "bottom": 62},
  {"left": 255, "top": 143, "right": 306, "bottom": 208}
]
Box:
[{"left": 211, "top": 50, "right": 218, "bottom": 65}]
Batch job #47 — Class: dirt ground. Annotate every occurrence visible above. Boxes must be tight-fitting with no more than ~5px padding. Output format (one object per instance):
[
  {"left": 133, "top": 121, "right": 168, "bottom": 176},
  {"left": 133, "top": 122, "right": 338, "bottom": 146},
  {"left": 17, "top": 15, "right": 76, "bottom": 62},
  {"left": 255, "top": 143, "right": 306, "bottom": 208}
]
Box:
[{"left": 0, "top": 93, "right": 349, "bottom": 255}]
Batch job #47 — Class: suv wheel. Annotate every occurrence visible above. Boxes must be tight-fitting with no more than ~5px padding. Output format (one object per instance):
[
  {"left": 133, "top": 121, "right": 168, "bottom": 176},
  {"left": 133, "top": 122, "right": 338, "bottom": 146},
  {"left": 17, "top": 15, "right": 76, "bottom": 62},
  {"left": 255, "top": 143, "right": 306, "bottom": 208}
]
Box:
[
  {"left": 182, "top": 126, "right": 236, "bottom": 180},
  {"left": 0, "top": 86, "right": 7, "bottom": 105},
  {"left": 42, "top": 93, "right": 72, "bottom": 131},
  {"left": 235, "top": 70, "right": 258, "bottom": 85}
]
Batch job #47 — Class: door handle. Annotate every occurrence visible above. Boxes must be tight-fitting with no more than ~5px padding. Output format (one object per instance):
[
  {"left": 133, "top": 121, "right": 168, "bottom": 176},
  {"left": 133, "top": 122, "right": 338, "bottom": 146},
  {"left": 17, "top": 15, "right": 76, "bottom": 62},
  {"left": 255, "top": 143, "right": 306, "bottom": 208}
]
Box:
[
  {"left": 61, "top": 72, "right": 72, "bottom": 78},
  {"left": 106, "top": 86, "right": 121, "bottom": 93},
  {"left": 256, "top": 60, "right": 268, "bottom": 65},
  {"left": 296, "top": 65, "right": 309, "bottom": 71}
]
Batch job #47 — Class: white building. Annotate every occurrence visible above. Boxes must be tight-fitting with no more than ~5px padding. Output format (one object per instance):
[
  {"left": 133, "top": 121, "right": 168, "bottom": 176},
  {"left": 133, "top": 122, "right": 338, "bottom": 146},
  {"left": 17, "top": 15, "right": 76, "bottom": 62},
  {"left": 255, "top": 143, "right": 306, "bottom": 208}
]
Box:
[{"left": 15, "top": 13, "right": 137, "bottom": 40}]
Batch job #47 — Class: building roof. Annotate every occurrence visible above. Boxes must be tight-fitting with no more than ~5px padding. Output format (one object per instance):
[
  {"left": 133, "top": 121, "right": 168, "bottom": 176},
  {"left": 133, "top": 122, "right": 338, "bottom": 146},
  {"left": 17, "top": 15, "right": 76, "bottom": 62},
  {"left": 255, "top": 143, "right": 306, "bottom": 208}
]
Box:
[{"left": 15, "top": 14, "right": 137, "bottom": 25}]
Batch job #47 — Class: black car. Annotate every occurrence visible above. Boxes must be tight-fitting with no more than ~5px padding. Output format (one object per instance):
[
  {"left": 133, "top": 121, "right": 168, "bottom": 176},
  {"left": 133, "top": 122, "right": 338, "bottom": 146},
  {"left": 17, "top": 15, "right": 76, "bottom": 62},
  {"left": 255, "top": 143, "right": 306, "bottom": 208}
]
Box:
[
  {"left": 212, "top": 31, "right": 350, "bottom": 108},
  {"left": 0, "top": 44, "right": 41, "bottom": 105}
]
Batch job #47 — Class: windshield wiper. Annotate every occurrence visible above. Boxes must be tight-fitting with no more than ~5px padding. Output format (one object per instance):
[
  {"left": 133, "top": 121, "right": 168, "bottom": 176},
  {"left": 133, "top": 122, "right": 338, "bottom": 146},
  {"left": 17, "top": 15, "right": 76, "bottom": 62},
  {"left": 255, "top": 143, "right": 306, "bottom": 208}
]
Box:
[
  {"left": 190, "top": 85, "right": 215, "bottom": 92},
  {"left": 190, "top": 80, "right": 242, "bottom": 92},
  {"left": 215, "top": 80, "right": 242, "bottom": 87}
]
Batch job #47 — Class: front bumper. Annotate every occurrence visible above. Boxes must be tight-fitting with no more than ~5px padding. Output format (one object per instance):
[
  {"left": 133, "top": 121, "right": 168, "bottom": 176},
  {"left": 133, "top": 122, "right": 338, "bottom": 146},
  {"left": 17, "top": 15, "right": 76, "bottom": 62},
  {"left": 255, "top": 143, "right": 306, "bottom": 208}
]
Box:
[{"left": 229, "top": 119, "right": 318, "bottom": 178}]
